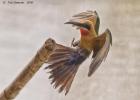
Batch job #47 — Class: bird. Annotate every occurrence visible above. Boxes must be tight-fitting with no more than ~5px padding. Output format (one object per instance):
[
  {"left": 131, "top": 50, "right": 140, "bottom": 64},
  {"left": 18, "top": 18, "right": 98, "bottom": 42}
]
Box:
[{"left": 45, "top": 10, "right": 112, "bottom": 95}]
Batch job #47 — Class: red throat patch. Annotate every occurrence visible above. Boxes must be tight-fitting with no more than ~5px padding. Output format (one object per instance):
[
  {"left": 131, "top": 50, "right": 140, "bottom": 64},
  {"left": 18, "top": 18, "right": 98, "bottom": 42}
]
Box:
[{"left": 80, "top": 28, "right": 89, "bottom": 36}]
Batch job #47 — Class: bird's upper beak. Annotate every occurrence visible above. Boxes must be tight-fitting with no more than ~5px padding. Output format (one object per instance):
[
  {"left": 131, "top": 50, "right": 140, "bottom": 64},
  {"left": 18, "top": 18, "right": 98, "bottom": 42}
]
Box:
[
  {"left": 65, "top": 20, "right": 84, "bottom": 27},
  {"left": 65, "top": 19, "right": 90, "bottom": 30}
]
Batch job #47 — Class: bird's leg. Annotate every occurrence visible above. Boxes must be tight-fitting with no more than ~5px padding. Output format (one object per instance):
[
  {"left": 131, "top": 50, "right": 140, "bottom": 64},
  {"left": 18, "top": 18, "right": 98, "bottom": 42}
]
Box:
[{"left": 71, "top": 38, "right": 80, "bottom": 47}]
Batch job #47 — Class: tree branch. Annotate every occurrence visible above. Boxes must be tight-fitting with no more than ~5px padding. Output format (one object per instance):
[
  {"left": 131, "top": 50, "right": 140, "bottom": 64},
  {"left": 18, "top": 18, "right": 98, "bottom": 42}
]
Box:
[{"left": 0, "top": 38, "right": 56, "bottom": 100}]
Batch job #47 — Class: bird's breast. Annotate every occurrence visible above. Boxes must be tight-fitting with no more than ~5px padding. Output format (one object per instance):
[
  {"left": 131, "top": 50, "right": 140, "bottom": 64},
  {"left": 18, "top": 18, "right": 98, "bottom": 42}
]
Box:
[{"left": 80, "top": 36, "right": 95, "bottom": 51}]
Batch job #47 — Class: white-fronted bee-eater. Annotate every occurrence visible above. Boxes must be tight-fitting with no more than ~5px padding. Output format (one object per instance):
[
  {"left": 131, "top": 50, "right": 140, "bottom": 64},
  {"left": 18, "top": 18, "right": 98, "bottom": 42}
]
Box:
[{"left": 45, "top": 10, "right": 112, "bottom": 95}]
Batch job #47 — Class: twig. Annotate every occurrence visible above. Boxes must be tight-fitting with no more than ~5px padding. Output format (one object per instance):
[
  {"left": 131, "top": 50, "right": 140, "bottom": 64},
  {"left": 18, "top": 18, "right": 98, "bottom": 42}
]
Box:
[{"left": 0, "top": 38, "right": 56, "bottom": 100}]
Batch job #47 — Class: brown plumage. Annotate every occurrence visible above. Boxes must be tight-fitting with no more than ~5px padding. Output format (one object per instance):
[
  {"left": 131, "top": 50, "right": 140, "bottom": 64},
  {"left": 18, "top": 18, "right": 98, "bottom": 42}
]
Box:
[
  {"left": 88, "top": 29, "right": 112, "bottom": 76},
  {"left": 45, "top": 44, "right": 90, "bottom": 95},
  {"left": 45, "top": 10, "right": 112, "bottom": 95}
]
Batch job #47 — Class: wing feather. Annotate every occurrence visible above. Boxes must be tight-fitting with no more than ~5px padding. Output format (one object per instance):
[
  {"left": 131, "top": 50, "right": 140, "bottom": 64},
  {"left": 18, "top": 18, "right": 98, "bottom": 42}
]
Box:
[
  {"left": 88, "top": 29, "right": 112, "bottom": 76},
  {"left": 45, "top": 44, "right": 88, "bottom": 95}
]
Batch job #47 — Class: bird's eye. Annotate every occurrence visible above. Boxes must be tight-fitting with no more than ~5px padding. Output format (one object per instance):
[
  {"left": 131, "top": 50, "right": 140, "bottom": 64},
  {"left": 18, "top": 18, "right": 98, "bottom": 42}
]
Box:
[{"left": 83, "top": 24, "right": 90, "bottom": 30}]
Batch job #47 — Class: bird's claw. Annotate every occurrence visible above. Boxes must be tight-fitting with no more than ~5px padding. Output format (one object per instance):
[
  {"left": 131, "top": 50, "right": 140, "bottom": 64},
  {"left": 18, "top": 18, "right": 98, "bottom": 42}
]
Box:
[
  {"left": 71, "top": 38, "right": 75, "bottom": 47},
  {"left": 71, "top": 38, "right": 80, "bottom": 47}
]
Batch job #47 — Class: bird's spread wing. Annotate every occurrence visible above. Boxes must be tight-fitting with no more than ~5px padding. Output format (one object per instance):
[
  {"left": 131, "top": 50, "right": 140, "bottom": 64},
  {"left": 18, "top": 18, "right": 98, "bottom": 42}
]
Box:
[
  {"left": 45, "top": 44, "right": 89, "bottom": 95},
  {"left": 73, "top": 10, "right": 96, "bottom": 19},
  {"left": 88, "top": 29, "right": 112, "bottom": 77}
]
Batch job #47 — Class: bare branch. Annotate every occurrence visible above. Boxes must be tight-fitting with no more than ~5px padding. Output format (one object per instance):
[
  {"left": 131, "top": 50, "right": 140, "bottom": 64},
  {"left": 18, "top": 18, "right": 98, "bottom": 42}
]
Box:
[{"left": 0, "top": 38, "right": 56, "bottom": 100}]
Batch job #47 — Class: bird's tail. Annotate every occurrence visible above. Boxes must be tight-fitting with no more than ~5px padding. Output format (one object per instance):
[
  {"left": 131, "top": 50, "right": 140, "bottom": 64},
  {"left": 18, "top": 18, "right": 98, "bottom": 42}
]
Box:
[{"left": 45, "top": 44, "right": 89, "bottom": 95}]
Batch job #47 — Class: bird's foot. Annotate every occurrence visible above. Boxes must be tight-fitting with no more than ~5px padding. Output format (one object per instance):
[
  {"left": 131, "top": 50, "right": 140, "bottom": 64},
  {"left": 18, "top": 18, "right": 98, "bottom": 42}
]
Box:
[{"left": 71, "top": 38, "right": 80, "bottom": 47}]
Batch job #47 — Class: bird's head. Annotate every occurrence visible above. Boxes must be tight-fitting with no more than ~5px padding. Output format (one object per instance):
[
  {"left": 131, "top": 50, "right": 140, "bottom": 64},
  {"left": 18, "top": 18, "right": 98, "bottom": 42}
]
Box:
[{"left": 65, "top": 10, "right": 100, "bottom": 37}]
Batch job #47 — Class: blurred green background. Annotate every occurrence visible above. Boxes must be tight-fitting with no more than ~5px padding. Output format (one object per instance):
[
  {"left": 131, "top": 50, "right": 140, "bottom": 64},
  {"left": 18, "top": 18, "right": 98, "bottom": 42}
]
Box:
[{"left": 0, "top": 0, "right": 140, "bottom": 100}]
